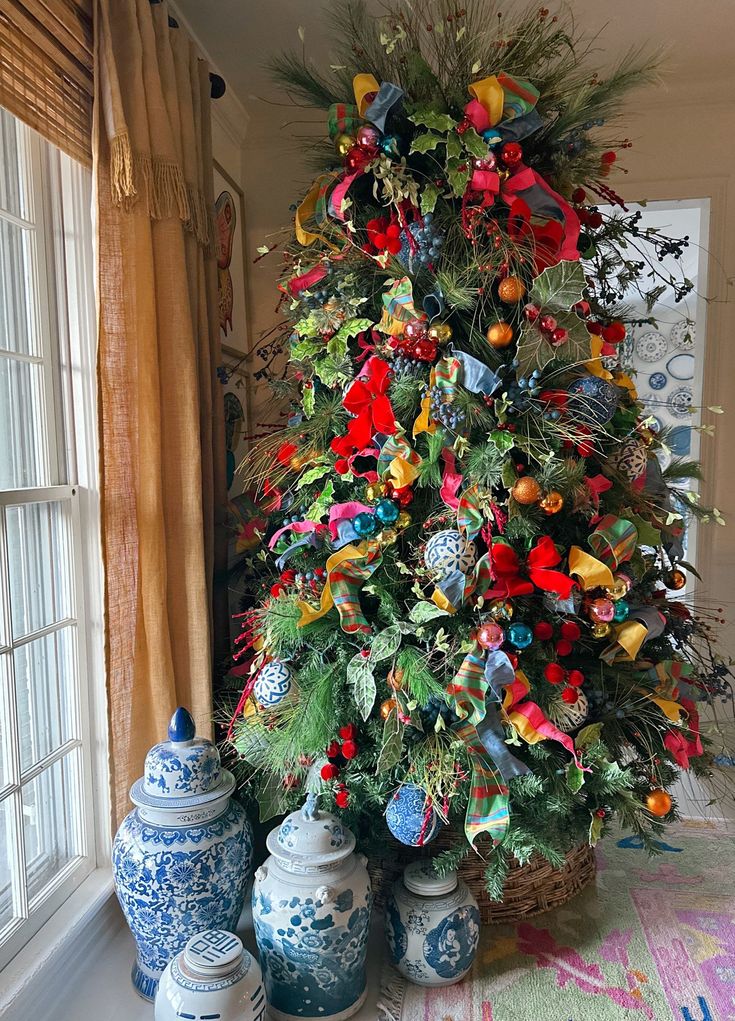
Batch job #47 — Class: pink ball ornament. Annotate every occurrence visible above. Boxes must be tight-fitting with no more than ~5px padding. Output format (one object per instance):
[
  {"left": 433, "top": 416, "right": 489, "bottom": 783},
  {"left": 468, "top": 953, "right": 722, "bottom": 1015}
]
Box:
[
  {"left": 356, "top": 124, "right": 381, "bottom": 151},
  {"left": 476, "top": 622, "right": 505, "bottom": 650},
  {"left": 589, "top": 597, "right": 615, "bottom": 624}
]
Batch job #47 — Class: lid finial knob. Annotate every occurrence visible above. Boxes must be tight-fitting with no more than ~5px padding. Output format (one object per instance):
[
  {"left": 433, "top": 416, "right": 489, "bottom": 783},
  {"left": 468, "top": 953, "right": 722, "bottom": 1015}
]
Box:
[
  {"left": 169, "top": 707, "right": 196, "bottom": 744},
  {"left": 301, "top": 792, "right": 319, "bottom": 821}
]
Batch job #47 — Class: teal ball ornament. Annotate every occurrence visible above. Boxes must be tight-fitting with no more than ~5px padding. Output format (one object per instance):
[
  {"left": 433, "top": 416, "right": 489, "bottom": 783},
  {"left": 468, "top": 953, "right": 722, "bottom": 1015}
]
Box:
[
  {"left": 507, "top": 622, "right": 533, "bottom": 649},
  {"left": 385, "top": 784, "right": 441, "bottom": 846},
  {"left": 613, "top": 599, "right": 630, "bottom": 622},
  {"left": 566, "top": 375, "right": 620, "bottom": 426},
  {"left": 375, "top": 498, "right": 400, "bottom": 526},
  {"left": 380, "top": 134, "right": 403, "bottom": 158},
  {"left": 353, "top": 511, "right": 378, "bottom": 537}
]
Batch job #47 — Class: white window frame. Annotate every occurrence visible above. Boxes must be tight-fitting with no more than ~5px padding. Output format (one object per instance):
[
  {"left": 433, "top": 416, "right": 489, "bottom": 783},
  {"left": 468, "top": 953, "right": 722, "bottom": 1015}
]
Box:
[{"left": 0, "top": 114, "right": 109, "bottom": 976}]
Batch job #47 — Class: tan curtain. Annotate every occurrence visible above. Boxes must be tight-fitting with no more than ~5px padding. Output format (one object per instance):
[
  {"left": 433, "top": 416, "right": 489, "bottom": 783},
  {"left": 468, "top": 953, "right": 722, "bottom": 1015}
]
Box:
[{"left": 93, "top": 0, "right": 227, "bottom": 828}]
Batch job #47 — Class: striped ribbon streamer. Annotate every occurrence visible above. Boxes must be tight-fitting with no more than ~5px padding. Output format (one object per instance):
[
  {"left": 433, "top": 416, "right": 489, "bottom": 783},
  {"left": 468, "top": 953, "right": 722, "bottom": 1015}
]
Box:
[
  {"left": 296, "top": 541, "right": 382, "bottom": 633},
  {"left": 588, "top": 514, "right": 638, "bottom": 567},
  {"left": 453, "top": 719, "right": 509, "bottom": 848},
  {"left": 457, "top": 483, "right": 484, "bottom": 541}
]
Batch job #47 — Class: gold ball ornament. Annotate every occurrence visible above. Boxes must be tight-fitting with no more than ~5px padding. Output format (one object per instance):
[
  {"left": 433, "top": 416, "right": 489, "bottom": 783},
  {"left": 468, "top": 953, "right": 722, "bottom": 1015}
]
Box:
[
  {"left": 365, "top": 481, "right": 387, "bottom": 502},
  {"left": 665, "top": 568, "right": 686, "bottom": 591},
  {"left": 486, "top": 321, "right": 514, "bottom": 349},
  {"left": 511, "top": 476, "right": 542, "bottom": 505},
  {"left": 335, "top": 133, "right": 356, "bottom": 157},
  {"left": 380, "top": 697, "right": 398, "bottom": 719},
  {"left": 427, "top": 322, "right": 453, "bottom": 343},
  {"left": 396, "top": 511, "right": 412, "bottom": 529},
  {"left": 607, "top": 578, "right": 629, "bottom": 602},
  {"left": 378, "top": 527, "right": 398, "bottom": 546},
  {"left": 497, "top": 275, "right": 526, "bottom": 304},
  {"left": 290, "top": 451, "right": 315, "bottom": 471},
  {"left": 539, "top": 490, "right": 564, "bottom": 515},
  {"left": 645, "top": 788, "right": 672, "bottom": 817},
  {"left": 591, "top": 622, "right": 612, "bottom": 639},
  {"left": 488, "top": 599, "right": 514, "bottom": 621}
]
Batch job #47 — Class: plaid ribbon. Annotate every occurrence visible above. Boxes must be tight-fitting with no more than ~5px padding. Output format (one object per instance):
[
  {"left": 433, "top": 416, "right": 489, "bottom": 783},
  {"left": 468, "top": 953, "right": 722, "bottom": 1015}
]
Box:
[
  {"left": 457, "top": 483, "right": 484, "bottom": 541},
  {"left": 382, "top": 276, "right": 419, "bottom": 323},
  {"left": 588, "top": 514, "right": 638, "bottom": 567},
  {"left": 453, "top": 719, "right": 509, "bottom": 847},
  {"left": 327, "top": 102, "right": 361, "bottom": 140},
  {"left": 377, "top": 430, "right": 421, "bottom": 488},
  {"left": 296, "top": 541, "right": 382, "bottom": 634}
]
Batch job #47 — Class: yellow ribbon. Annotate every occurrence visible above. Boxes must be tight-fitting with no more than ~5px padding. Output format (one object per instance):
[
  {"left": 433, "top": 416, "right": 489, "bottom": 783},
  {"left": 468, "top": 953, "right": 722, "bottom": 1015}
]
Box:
[
  {"left": 644, "top": 689, "right": 684, "bottom": 723},
  {"left": 353, "top": 73, "right": 380, "bottom": 117},
  {"left": 413, "top": 367, "right": 437, "bottom": 438},
  {"left": 468, "top": 75, "right": 505, "bottom": 126},
  {"left": 568, "top": 546, "right": 614, "bottom": 590},
  {"left": 431, "top": 587, "right": 456, "bottom": 614},
  {"left": 585, "top": 336, "right": 638, "bottom": 398},
  {"left": 296, "top": 541, "right": 372, "bottom": 626},
  {"left": 601, "top": 620, "right": 648, "bottom": 663},
  {"left": 295, "top": 174, "right": 339, "bottom": 250}
]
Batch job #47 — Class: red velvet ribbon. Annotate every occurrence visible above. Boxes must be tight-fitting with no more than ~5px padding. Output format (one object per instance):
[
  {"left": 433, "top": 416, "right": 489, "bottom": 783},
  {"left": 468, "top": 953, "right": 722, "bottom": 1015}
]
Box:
[
  {"left": 489, "top": 536, "right": 575, "bottom": 599},
  {"left": 331, "top": 356, "right": 397, "bottom": 459},
  {"left": 664, "top": 697, "right": 704, "bottom": 768}
]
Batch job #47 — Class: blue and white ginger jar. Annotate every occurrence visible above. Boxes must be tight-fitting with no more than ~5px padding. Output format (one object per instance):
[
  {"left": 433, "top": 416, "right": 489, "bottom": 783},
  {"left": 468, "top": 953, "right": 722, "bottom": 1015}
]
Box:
[
  {"left": 252, "top": 794, "right": 372, "bottom": 1021},
  {"left": 112, "top": 707, "right": 254, "bottom": 1001},
  {"left": 385, "top": 859, "right": 480, "bottom": 986}
]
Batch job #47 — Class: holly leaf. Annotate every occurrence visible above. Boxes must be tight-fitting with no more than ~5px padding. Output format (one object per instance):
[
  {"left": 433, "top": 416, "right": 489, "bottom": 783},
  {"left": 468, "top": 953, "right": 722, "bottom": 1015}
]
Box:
[
  {"left": 291, "top": 336, "right": 323, "bottom": 361},
  {"left": 302, "top": 384, "right": 315, "bottom": 418},
  {"left": 295, "top": 463, "right": 331, "bottom": 490},
  {"left": 529, "top": 260, "right": 586, "bottom": 311},
  {"left": 316, "top": 354, "right": 352, "bottom": 388},
  {"left": 370, "top": 624, "right": 402, "bottom": 663},
  {"left": 446, "top": 157, "right": 470, "bottom": 198},
  {"left": 409, "top": 109, "right": 457, "bottom": 132},
  {"left": 376, "top": 709, "right": 403, "bottom": 772},
  {"left": 625, "top": 510, "right": 661, "bottom": 549},
  {"left": 304, "top": 479, "right": 334, "bottom": 522},
  {"left": 327, "top": 317, "right": 373, "bottom": 358},
  {"left": 409, "top": 601, "right": 449, "bottom": 623},
  {"left": 566, "top": 761, "right": 585, "bottom": 793},
  {"left": 461, "top": 127, "right": 487, "bottom": 158},
  {"left": 420, "top": 182, "right": 440, "bottom": 215},
  {"left": 410, "top": 133, "right": 443, "bottom": 154},
  {"left": 445, "top": 133, "right": 462, "bottom": 159},
  {"left": 575, "top": 722, "right": 603, "bottom": 750},
  {"left": 588, "top": 812, "right": 604, "bottom": 847},
  {"left": 347, "top": 653, "right": 377, "bottom": 721}
]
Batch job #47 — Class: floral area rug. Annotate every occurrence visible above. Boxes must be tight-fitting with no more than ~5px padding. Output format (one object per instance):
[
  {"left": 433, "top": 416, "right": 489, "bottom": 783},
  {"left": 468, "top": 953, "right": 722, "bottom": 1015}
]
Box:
[{"left": 382, "top": 822, "right": 735, "bottom": 1021}]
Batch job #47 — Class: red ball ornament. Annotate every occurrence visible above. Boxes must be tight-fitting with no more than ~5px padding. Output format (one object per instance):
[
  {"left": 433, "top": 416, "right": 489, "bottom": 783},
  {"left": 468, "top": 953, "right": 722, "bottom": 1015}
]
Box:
[
  {"left": 560, "top": 621, "right": 581, "bottom": 641},
  {"left": 326, "top": 740, "right": 341, "bottom": 759},
  {"left": 339, "top": 723, "right": 357, "bottom": 740},
  {"left": 341, "top": 740, "right": 358, "bottom": 760},
  {"left": 561, "top": 686, "right": 579, "bottom": 704},
  {"left": 567, "top": 669, "right": 585, "bottom": 687},
  {"left": 587, "top": 210, "right": 603, "bottom": 228},
  {"left": 500, "top": 142, "right": 523, "bottom": 166},
  {"left": 393, "top": 487, "right": 414, "bottom": 508},
  {"left": 571, "top": 187, "right": 586, "bottom": 204},
  {"left": 357, "top": 124, "right": 381, "bottom": 150},
  {"left": 556, "top": 639, "right": 573, "bottom": 657},
  {"left": 534, "top": 621, "right": 554, "bottom": 641},
  {"left": 335, "top": 789, "right": 350, "bottom": 809},
  {"left": 602, "top": 321, "right": 626, "bottom": 343},
  {"left": 404, "top": 318, "right": 427, "bottom": 342},
  {"left": 335, "top": 458, "right": 350, "bottom": 475},
  {"left": 321, "top": 763, "right": 340, "bottom": 781},
  {"left": 544, "top": 662, "right": 566, "bottom": 685},
  {"left": 345, "top": 147, "right": 370, "bottom": 173},
  {"left": 413, "top": 338, "right": 438, "bottom": 362},
  {"left": 589, "top": 597, "right": 615, "bottom": 624},
  {"left": 523, "top": 303, "right": 541, "bottom": 322}
]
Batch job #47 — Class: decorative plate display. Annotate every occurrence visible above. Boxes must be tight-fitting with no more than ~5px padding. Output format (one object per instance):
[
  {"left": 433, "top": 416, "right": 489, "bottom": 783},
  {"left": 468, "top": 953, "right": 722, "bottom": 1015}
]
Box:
[
  {"left": 648, "top": 371, "right": 667, "bottom": 391},
  {"left": 634, "top": 330, "right": 668, "bottom": 363},
  {"left": 668, "top": 425, "right": 692, "bottom": 456},
  {"left": 666, "top": 352, "right": 694, "bottom": 381},
  {"left": 667, "top": 385, "right": 694, "bottom": 418},
  {"left": 669, "top": 320, "right": 695, "bottom": 350}
]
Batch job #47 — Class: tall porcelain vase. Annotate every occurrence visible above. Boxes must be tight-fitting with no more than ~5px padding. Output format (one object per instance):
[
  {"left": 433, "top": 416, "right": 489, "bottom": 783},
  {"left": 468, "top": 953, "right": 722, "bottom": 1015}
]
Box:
[{"left": 112, "top": 708, "right": 254, "bottom": 1001}]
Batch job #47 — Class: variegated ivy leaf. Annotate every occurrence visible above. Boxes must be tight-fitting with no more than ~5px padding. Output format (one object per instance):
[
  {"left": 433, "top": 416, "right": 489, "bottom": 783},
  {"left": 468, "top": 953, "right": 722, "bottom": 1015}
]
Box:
[
  {"left": 301, "top": 384, "right": 315, "bottom": 418},
  {"left": 295, "top": 463, "right": 331, "bottom": 490},
  {"left": 566, "top": 761, "right": 585, "bottom": 793},
  {"left": 575, "top": 722, "right": 603, "bottom": 750},
  {"left": 370, "top": 624, "right": 402, "bottom": 664},
  {"left": 588, "top": 812, "right": 604, "bottom": 847},
  {"left": 409, "top": 601, "right": 449, "bottom": 623},
  {"left": 411, "top": 133, "right": 443, "bottom": 154},
  {"left": 491, "top": 429, "right": 515, "bottom": 452},
  {"left": 347, "top": 653, "right": 377, "bottom": 721},
  {"left": 304, "top": 479, "right": 334, "bottom": 522},
  {"left": 529, "top": 259, "right": 586, "bottom": 311},
  {"left": 376, "top": 709, "right": 403, "bottom": 772}
]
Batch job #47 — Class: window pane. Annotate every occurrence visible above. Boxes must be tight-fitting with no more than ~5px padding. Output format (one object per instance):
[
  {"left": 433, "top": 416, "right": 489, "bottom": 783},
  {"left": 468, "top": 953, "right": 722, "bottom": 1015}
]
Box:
[
  {"left": 0, "top": 109, "right": 31, "bottom": 221},
  {"left": 22, "top": 751, "right": 81, "bottom": 903},
  {"left": 0, "top": 218, "right": 40, "bottom": 356},
  {"left": 0, "top": 356, "right": 47, "bottom": 489},
  {"left": 0, "top": 655, "right": 10, "bottom": 790},
  {"left": 0, "top": 794, "right": 22, "bottom": 932},
  {"left": 7, "top": 501, "right": 73, "bottom": 639},
  {"left": 14, "top": 627, "right": 76, "bottom": 773}
]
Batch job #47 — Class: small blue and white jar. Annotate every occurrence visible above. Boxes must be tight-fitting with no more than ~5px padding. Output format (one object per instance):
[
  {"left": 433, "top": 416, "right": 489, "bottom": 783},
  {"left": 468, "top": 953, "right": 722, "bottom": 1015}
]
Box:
[
  {"left": 155, "top": 930, "right": 265, "bottom": 1021},
  {"left": 385, "top": 860, "right": 480, "bottom": 987},
  {"left": 252, "top": 795, "right": 372, "bottom": 1021},
  {"left": 112, "top": 708, "right": 254, "bottom": 1001}
]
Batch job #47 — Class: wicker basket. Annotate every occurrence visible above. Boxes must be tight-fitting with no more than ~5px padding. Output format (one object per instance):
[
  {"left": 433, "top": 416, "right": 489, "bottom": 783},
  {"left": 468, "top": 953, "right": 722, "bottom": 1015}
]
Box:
[{"left": 369, "top": 832, "right": 596, "bottom": 924}]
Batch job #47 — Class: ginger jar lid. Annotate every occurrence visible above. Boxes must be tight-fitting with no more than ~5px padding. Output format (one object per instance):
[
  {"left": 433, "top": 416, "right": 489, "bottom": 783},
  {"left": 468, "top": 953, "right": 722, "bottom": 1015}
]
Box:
[
  {"left": 130, "top": 707, "right": 235, "bottom": 810},
  {"left": 267, "top": 794, "right": 355, "bottom": 867},
  {"left": 403, "top": 859, "right": 458, "bottom": 897}
]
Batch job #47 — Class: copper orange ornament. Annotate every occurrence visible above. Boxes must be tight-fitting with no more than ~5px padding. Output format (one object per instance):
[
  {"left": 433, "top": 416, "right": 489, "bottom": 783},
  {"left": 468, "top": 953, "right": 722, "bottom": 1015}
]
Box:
[
  {"left": 380, "top": 697, "right": 397, "bottom": 719},
  {"left": 498, "top": 276, "right": 526, "bottom": 303},
  {"left": 539, "top": 490, "right": 564, "bottom": 514},
  {"left": 511, "top": 476, "right": 542, "bottom": 505},
  {"left": 387, "top": 668, "right": 404, "bottom": 691},
  {"left": 645, "top": 788, "right": 672, "bottom": 817},
  {"left": 486, "top": 321, "right": 514, "bottom": 349},
  {"left": 665, "top": 568, "right": 686, "bottom": 591}
]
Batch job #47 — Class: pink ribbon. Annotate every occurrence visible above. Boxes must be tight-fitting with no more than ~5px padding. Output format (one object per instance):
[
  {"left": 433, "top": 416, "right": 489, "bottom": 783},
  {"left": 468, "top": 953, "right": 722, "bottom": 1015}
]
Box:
[
  {"left": 268, "top": 519, "right": 324, "bottom": 549},
  {"left": 328, "top": 502, "right": 373, "bottom": 540},
  {"left": 440, "top": 448, "right": 463, "bottom": 510},
  {"left": 287, "top": 264, "right": 328, "bottom": 297}
]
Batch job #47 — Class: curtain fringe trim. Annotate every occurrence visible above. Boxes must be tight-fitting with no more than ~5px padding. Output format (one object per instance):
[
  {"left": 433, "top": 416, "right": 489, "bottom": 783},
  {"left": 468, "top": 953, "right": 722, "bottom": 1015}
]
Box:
[
  {"left": 376, "top": 963, "right": 406, "bottom": 1021},
  {"left": 110, "top": 132, "right": 211, "bottom": 248}
]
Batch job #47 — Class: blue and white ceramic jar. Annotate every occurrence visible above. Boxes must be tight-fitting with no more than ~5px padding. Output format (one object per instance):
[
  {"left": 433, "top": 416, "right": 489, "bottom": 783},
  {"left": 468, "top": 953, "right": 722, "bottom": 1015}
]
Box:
[
  {"left": 112, "top": 708, "right": 254, "bottom": 1001},
  {"left": 252, "top": 795, "right": 372, "bottom": 1021},
  {"left": 385, "top": 860, "right": 480, "bottom": 986},
  {"left": 155, "top": 930, "right": 265, "bottom": 1021}
]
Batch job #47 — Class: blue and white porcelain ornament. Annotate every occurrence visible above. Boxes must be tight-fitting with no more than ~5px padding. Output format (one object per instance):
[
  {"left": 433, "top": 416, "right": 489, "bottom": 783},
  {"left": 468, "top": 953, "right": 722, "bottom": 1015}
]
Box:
[
  {"left": 155, "top": 930, "right": 265, "bottom": 1021},
  {"left": 424, "top": 529, "right": 477, "bottom": 580},
  {"left": 386, "top": 860, "right": 480, "bottom": 987},
  {"left": 254, "top": 659, "right": 295, "bottom": 709},
  {"left": 566, "top": 375, "right": 620, "bottom": 426},
  {"left": 112, "top": 708, "right": 254, "bottom": 1002},
  {"left": 385, "top": 783, "right": 441, "bottom": 847},
  {"left": 546, "top": 689, "right": 589, "bottom": 733},
  {"left": 252, "top": 794, "right": 372, "bottom": 1021}
]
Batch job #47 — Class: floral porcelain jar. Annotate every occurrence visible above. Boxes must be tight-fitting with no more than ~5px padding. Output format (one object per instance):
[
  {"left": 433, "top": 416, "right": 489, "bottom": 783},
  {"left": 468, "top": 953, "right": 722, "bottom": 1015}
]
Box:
[
  {"left": 155, "top": 929, "right": 265, "bottom": 1021},
  {"left": 112, "top": 708, "right": 254, "bottom": 1001},
  {"left": 385, "top": 860, "right": 480, "bottom": 986},
  {"left": 252, "top": 794, "right": 372, "bottom": 1021}
]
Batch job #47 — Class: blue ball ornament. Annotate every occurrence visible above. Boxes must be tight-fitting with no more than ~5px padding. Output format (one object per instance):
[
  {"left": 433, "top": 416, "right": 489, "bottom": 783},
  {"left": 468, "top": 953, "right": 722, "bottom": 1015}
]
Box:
[
  {"left": 566, "top": 375, "right": 620, "bottom": 426},
  {"left": 385, "top": 783, "right": 441, "bottom": 847},
  {"left": 254, "top": 659, "right": 294, "bottom": 708},
  {"left": 353, "top": 511, "right": 378, "bottom": 537},
  {"left": 375, "top": 498, "right": 400, "bottom": 525},
  {"left": 613, "top": 599, "right": 630, "bottom": 622},
  {"left": 507, "top": 622, "right": 533, "bottom": 649}
]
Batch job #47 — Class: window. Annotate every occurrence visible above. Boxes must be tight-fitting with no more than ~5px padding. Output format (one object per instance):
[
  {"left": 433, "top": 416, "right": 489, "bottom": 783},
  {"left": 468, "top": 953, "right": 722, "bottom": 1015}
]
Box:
[{"left": 0, "top": 107, "right": 105, "bottom": 970}]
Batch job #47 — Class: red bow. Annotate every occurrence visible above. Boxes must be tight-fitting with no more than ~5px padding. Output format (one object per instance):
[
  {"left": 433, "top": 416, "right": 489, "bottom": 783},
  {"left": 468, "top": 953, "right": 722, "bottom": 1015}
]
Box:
[
  {"left": 490, "top": 536, "right": 575, "bottom": 599},
  {"left": 331, "top": 356, "right": 397, "bottom": 459},
  {"left": 664, "top": 698, "right": 703, "bottom": 768}
]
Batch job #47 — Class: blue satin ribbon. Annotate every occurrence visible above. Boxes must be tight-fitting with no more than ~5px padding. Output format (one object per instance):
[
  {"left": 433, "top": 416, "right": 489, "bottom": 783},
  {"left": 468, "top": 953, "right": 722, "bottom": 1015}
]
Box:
[
  {"left": 276, "top": 532, "right": 320, "bottom": 570},
  {"left": 365, "top": 82, "right": 404, "bottom": 132},
  {"left": 483, "top": 649, "right": 516, "bottom": 701},
  {"left": 498, "top": 109, "right": 543, "bottom": 143},
  {"left": 454, "top": 350, "right": 501, "bottom": 396},
  {"left": 422, "top": 287, "right": 444, "bottom": 321},
  {"left": 476, "top": 705, "right": 531, "bottom": 780}
]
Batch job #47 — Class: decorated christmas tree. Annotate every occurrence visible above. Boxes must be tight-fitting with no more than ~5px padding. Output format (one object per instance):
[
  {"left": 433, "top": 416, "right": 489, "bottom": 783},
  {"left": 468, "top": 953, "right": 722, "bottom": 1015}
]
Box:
[{"left": 223, "top": 0, "right": 733, "bottom": 892}]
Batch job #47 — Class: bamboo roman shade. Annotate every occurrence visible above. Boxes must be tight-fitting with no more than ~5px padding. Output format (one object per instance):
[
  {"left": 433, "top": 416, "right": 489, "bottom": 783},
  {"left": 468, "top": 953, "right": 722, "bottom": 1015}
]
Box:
[{"left": 0, "top": 0, "right": 93, "bottom": 165}]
